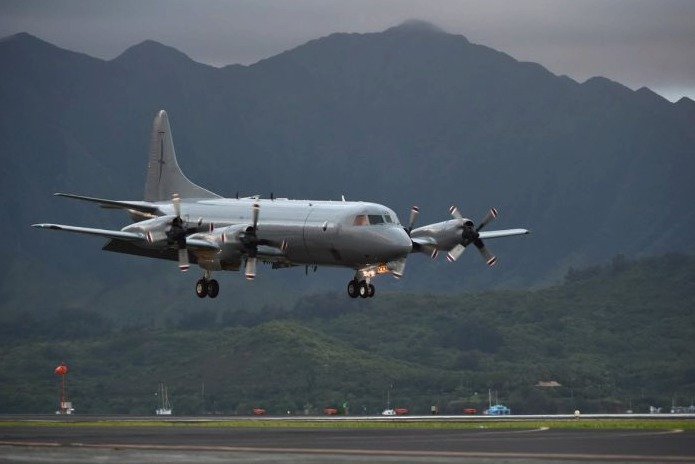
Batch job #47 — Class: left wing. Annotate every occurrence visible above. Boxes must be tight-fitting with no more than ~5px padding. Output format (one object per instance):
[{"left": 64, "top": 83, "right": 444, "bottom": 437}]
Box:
[{"left": 54, "top": 193, "right": 160, "bottom": 215}]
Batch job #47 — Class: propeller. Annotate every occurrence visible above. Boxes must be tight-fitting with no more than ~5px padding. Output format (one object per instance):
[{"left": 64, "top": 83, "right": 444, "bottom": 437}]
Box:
[
  {"left": 245, "top": 256, "right": 257, "bottom": 280},
  {"left": 446, "top": 206, "right": 499, "bottom": 266},
  {"left": 167, "top": 193, "right": 207, "bottom": 272},
  {"left": 405, "top": 206, "right": 420, "bottom": 235},
  {"left": 243, "top": 203, "right": 261, "bottom": 280},
  {"left": 172, "top": 193, "right": 182, "bottom": 217},
  {"left": 168, "top": 194, "right": 190, "bottom": 271}
]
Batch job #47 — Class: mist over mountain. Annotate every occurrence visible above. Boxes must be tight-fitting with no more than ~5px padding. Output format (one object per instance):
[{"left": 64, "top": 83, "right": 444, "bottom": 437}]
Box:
[{"left": 1, "top": 22, "right": 693, "bottom": 317}]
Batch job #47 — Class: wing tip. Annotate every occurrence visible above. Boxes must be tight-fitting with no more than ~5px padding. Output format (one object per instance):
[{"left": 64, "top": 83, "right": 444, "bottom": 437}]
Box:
[{"left": 31, "top": 223, "right": 57, "bottom": 230}]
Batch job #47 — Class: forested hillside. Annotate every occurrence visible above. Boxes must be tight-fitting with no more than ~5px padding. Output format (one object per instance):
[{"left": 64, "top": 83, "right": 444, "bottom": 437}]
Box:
[
  {"left": 1, "top": 254, "right": 692, "bottom": 415},
  {"left": 0, "top": 22, "right": 694, "bottom": 316}
]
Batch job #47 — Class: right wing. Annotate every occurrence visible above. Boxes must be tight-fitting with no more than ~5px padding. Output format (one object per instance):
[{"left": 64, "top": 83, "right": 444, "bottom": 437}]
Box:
[
  {"left": 32, "top": 223, "right": 145, "bottom": 241},
  {"left": 479, "top": 228, "right": 530, "bottom": 239}
]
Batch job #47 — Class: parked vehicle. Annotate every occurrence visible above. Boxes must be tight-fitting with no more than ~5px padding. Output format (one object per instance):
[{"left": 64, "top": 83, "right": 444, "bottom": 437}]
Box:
[{"left": 484, "top": 404, "right": 511, "bottom": 415}]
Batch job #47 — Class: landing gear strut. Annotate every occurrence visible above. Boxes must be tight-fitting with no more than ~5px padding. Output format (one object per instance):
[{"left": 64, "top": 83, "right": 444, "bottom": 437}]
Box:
[
  {"left": 196, "top": 272, "right": 219, "bottom": 299},
  {"left": 347, "top": 279, "right": 375, "bottom": 299}
]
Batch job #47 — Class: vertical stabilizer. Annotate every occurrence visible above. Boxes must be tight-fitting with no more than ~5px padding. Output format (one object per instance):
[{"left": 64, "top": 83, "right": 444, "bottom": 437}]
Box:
[{"left": 144, "top": 110, "right": 220, "bottom": 202}]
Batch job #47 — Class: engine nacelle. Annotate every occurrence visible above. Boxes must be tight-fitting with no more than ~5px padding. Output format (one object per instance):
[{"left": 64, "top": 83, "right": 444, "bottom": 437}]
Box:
[
  {"left": 122, "top": 215, "right": 177, "bottom": 246},
  {"left": 410, "top": 218, "right": 471, "bottom": 251},
  {"left": 188, "top": 224, "right": 249, "bottom": 271}
]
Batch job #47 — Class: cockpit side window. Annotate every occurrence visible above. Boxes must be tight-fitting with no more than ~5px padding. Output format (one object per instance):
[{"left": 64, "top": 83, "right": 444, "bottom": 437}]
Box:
[
  {"left": 353, "top": 214, "right": 368, "bottom": 226},
  {"left": 384, "top": 214, "right": 393, "bottom": 223},
  {"left": 368, "top": 214, "right": 384, "bottom": 225}
]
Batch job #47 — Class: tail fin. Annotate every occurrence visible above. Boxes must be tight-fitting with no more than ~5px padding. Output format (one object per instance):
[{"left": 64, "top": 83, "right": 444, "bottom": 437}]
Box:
[{"left": 144, "top": 110, "right": 220, "bottom": 202}]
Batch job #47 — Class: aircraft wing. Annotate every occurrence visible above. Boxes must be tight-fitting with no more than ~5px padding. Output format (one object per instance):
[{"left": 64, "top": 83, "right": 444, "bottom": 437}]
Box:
[
  {"left": 32, "top": 223, "right": 144, "bottom": 241},
  {"left": 411, "top": 236, "right": 438, "bottom": 254},
  {"left": 479, "top": 229, "right": 530, "bottom": 239},
  {"left": 55, "top": 193, "right": 160, "bottom": 215},
  {"left": 411, "top": 236, "right": 438, "bottom": 247}
]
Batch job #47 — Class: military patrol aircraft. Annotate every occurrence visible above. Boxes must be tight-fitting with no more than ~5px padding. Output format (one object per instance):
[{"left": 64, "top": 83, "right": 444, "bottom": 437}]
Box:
[{"left": 33, "top": 110, "right": 529, "bottom": 299}]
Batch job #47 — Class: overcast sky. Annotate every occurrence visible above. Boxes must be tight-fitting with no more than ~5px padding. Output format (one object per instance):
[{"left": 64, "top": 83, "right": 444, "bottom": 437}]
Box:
[{"left": 1, "top": 0, "right": 693, "bottom": 101}]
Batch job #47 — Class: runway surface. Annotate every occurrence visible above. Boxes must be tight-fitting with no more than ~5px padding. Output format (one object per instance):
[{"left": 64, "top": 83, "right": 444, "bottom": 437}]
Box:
[{"left": 2, "top": 425, "right": 694, "bottom": 463}]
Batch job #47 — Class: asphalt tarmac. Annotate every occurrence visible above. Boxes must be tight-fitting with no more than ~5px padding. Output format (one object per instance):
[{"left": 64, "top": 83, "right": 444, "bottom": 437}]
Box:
[{"left": 2, "top": 425, "right": 694, "bottom": 463}]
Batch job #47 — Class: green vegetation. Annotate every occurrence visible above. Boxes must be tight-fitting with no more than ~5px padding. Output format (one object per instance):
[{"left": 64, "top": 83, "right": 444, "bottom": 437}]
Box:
[{"left": 1, "top": 254, "right": 693, "bottom": 415}]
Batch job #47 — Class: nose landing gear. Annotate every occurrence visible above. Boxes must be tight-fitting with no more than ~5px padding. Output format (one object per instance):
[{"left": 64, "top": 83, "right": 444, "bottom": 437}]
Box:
[
  {"left": 347, "top": 279, "right": 375, "bottom": 298},
  {"left": 195, "top": 271, "right": 219, "bottom": 298}
]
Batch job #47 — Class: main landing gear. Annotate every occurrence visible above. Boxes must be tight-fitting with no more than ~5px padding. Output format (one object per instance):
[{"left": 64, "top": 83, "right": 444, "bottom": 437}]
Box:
[
  {"left": 347, "top": 279, "right": 375, "bottom": 299},
  {"left": 195, "top": 272, "right": 219, "bottom": 299}
]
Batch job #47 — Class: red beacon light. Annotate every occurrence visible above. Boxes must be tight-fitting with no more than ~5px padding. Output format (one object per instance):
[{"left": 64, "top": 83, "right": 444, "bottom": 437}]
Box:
[{"left": 54, "top": 364, "right": 69, "bottom": 376}]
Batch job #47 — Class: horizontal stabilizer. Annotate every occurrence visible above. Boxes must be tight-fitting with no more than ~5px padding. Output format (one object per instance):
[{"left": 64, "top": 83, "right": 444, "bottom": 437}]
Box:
[
  {"left": 478, "top": 228, "right": 530, "bottom": 239},
  {"left": 32, "top": 223, "right": 144, "bottom": 241},
  {"left": 55, "top": 193, "right": 160, "bottom": 215}
]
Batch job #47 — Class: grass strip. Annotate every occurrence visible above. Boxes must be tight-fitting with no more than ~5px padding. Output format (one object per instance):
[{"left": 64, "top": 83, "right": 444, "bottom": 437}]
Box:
[{"left": 0, "top": 419, "right": 693, "bottom": 431}]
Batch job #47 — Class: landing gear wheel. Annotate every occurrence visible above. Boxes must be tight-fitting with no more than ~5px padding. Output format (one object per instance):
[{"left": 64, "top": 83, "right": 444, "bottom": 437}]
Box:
[
  {"left": 367, "top": 284, "right": 375, "bottom": 298},
  {"left": 358, "top": 281, "right": 369, "bottom": 298},
  {"left": 207, "top": 279, "right": 219, "bottom": 298},
  {"left": 347, "top": 280, "right": 359, "bottom": 298},
  {"left": 195, "top": 279, "right": 208, "bottom": 298}
]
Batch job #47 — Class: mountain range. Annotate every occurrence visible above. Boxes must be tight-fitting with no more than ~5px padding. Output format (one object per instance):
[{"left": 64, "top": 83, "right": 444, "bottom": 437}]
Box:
[{"left": 1, "top": 21, "right": 693, "bottom": 317}]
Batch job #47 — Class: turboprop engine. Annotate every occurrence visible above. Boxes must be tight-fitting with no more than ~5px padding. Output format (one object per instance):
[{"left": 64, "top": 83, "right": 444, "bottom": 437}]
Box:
[{"left": 410, "top": 206, "right": 500, "bottom": 265}]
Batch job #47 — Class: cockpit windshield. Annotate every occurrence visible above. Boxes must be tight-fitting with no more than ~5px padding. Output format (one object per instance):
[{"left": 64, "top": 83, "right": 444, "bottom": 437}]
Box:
[
  {"left": 353, "top": 215, "right": 369, "bottom": 226},
  {"left": 353, "top": 213, "right": 397, "bottom": 226}
]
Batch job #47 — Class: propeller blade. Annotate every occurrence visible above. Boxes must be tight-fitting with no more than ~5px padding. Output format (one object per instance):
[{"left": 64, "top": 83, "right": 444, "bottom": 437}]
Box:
[
  {"left": 172, "top": 194, "right": 181, "bottom": 218},
  {"left": 178, "top": 248, "right": 190, "bottom": 271},
  {"left": 449, "top": 205, "right": 463, "bottom": 219},
  {"left": 406, "top": 206, "right": 420, "bottom": 235},
  {"left": 251, "top": 203, "right": 260, "bottom": 231},
  {"left": 245, "top": 257, "right": 257, "bottom": 280},
  {"left": 473, "top": 238, "right": 497, "bottom": 266},
  {"left": 389, "top": 258, "right": 407, "bottom": 278},
  {"left": 446, "top": 243, "right": 466, "bottom": 262},
  {"left": 477, "top": 207, "right": 499, "bottom": 231}
]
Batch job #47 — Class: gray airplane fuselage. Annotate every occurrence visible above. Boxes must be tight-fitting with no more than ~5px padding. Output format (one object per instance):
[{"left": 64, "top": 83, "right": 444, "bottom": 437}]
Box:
[{"left": 130, "top": 198, "right": 412, "bottom": 271}]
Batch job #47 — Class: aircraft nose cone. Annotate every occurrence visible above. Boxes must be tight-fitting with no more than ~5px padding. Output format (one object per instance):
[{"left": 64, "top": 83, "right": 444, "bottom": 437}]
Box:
[{"left": 385, "top": 226, "right": 413, "bottom": 257}]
